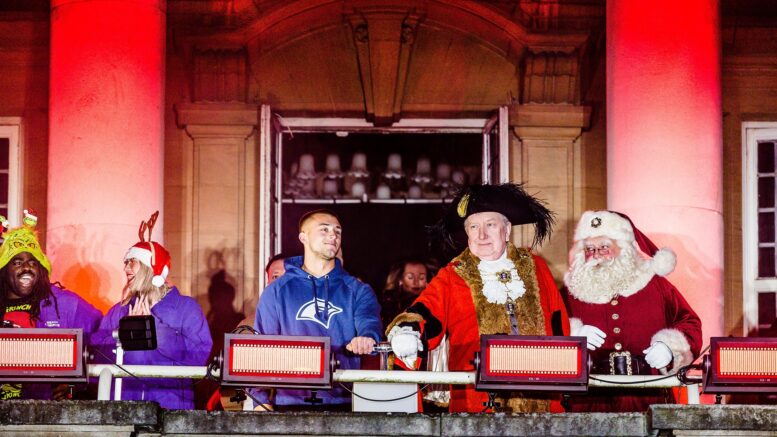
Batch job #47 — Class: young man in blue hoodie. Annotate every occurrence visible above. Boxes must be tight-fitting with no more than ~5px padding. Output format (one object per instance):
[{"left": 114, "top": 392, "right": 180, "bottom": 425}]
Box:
[{"left": 254, "top": 209, "right": 382, "bottom": 410}]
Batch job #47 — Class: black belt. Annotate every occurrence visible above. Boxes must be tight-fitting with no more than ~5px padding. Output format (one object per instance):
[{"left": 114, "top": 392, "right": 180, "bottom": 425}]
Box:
[{"left": 591, "top": 351, "right": 651, "bottom": 375}]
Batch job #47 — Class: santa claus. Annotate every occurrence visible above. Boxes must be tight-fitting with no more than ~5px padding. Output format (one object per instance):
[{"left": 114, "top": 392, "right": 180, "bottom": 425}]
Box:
[
  {"left": 564, "top": 210, "right": 702, "bottom": 412},
  {"left": 387, "top": 183, "right": 570, "bottom": 413}
]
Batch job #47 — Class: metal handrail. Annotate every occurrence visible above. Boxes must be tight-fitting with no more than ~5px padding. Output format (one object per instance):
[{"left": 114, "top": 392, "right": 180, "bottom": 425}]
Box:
[{"left": 88, "top": 365, "right": 700, "bottom": 404}]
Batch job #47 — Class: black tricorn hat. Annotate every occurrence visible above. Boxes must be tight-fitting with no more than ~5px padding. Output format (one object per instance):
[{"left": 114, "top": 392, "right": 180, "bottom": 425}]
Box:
[{"left": 431, "top": 183, "right": 555, "bottom": 250}]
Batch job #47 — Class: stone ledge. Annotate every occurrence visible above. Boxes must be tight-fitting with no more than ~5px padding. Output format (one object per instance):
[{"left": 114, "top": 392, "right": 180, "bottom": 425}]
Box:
[
  {"left": 161, "top": 411, "right": 440, "bottom": 436},
  {"left": 0, "top": 400, "right": 159, "bottom": 426},
  {"left": 651, "top": 405, "right": 777, "bottom": 431},
  {"left": 441, "top": 412, "right": 648, "bottom": 437}
]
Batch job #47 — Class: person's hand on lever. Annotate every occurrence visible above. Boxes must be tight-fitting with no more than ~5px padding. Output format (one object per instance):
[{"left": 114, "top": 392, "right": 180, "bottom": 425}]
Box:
[
  {"left": 387, "top": 325, "right": 423, "bottom": 368},
  {"left": 346, "top": 336, "right": 377, "bottom": 355}
]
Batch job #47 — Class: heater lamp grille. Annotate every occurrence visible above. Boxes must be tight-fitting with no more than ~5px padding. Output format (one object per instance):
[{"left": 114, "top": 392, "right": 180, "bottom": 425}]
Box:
[
  {"left": 487, "top": 342, "right": 580, "bottom": 376},
  {"left": 703, "top": 337, "right": 777, "bottom": 394},
  {"left": 221, "top": 334, "right": 332, "bottom": 389},
  {"left": 476, "top": 335, "right": 588, "bottom": 392},
  {"left": 717, "top": 344, "right": 777, "bottom": 378},
  {"left": 0, "top": 328, "right": 84, "bottom": 382},
  {"left": 230, "top": 340, "right": 324, "bottom": 378}
]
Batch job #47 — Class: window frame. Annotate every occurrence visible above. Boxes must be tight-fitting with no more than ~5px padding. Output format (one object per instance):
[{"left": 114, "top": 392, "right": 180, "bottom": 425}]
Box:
[
  {"left": 0, "top": 117, "right": 23, "bottom": 225},
  {"left": 742, "top": 121, "right": 777, "bottom": 335}
]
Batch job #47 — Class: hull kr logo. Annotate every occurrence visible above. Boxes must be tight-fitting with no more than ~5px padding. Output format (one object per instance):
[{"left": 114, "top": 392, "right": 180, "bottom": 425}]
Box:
[{"left": 296, "top": 298, "right": 343, "bottom": 328}]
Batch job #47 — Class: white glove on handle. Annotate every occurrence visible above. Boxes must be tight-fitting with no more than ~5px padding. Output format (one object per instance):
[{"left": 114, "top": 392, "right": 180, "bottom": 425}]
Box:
[
  {"left": 388, "top": 325, "right": 423, "bottom": 368},
  {"left": 572, "top": 324, "right": 606, "bottom": 351},
  {"left": 643, "top": 341, "right": 673, "bottom": 370}
]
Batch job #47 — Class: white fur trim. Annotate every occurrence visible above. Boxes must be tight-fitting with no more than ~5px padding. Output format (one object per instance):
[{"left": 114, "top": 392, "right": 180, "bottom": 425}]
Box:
[
  {"left": 617, "top": 266, "right": 655, "bottom": 298},
  {"left": 125, "top": 248, "right": 168, "bottom": 287},
  {"left": 125, "top": 246, "right": 152, "bottom": 268},
  {"left": 152, "top": 275, "right": 165, "bottom": 287},
  {"left": 569, "top": 317, "right": 584, "bottom": 336},
  {"left": 151, "top": 265, "right": 169, "bottom": 287},
  {"left": 651, "top": 328, "right": 693, "bottom": 370},
  {"left": 651, "top": 248, "right": 676, "bottom": 277},
  {"left": 574, "top": 210, "right": 635, "bottom": 243}
]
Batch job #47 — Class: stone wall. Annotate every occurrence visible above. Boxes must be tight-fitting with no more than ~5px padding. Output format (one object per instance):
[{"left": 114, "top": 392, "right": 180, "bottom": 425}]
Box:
[{"left": 4, "top": 401, "right": 777, "bottom": 437}]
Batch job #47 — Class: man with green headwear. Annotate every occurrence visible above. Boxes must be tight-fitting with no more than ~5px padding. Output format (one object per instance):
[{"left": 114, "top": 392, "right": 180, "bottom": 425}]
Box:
[{"left": 0, "top": 210, "right": 102, "bottom": 400}]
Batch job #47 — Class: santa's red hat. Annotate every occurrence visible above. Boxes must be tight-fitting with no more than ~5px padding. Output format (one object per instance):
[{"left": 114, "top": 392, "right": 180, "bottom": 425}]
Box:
[
  {"left": 572, "top": 210, "right": 676, "bottom": 276},
  {"left": 125, "top": 211, "right": 169, "bottom": 287},
  {"left": 125, "top": 241, "right": 170, "bottom": 287}
]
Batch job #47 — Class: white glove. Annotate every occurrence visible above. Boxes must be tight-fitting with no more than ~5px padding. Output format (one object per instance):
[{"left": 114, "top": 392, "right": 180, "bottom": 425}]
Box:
[
  {"left": 388, "top": 325, "right": 423, "bottom": 368},
  {"left": 643, "top": 341, "right": 673, "bottom": 369},
  {"left": 572, "top": 324, "right": 606, "bottom": 351}
]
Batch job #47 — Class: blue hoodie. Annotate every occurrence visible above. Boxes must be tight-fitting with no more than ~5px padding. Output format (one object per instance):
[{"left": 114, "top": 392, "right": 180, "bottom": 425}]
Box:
[{"left": 254, "top": 256, "right": 382, "bottom": 406}]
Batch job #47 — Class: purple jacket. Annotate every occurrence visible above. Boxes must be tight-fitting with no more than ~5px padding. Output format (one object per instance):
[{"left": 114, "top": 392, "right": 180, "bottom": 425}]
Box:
[
  {"left": 90, "top": 287, "right": 212, "bottom": 410},
  {"left": 36, "top": 285, "right": 103, "bottom": 332},
  {"left": 23, "top": 285, "right": 103, "bottom": 399}
]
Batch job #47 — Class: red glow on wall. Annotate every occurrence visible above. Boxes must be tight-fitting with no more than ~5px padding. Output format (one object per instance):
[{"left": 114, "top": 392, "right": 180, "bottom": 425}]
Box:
[
  {"left": 48, "top": 0, "right": 165, "bottom": 313},
  {"left": 607, "top": 0, "right": 723, "bottom": 351}
]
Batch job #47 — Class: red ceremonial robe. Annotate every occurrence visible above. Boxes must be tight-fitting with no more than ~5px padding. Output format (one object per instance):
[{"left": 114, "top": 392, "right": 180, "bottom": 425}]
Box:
[{"left": 388, "top": 244, "right": 570, "bottom": 413}]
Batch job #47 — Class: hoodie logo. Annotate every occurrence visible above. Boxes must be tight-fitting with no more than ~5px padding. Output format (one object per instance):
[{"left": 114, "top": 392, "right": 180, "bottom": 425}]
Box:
[
  {"left": 295, "top": 298, "right": 343, "bottom": 329},
  {"left": 45, "top": 320, "right": 60, "bottom": 328}
]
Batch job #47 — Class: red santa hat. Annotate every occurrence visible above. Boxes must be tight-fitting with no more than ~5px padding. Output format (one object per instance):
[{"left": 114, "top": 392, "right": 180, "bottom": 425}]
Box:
[
  {"left": 125, "top": 241, "right": 170, "bottom": 287},
  {"left": 573, "top": 210, "right": 676, "bottom": 276},
  {"left": 125, "top": 211, "right": 169, "bottom": 287}
]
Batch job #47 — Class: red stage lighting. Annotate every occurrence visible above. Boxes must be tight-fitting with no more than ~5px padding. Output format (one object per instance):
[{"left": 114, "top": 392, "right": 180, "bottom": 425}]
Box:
[
  {"left": 474, "top": 335, "right": 588, "bottom": 392},
  {"left": 221, "top": 334, "right": 335, "bottom": 389},
  {"left": 0, "top": 328, "right": 86, "bottom": 382},
  {"left": 703, "top": 337, "right": 777, "bottom": 394}
]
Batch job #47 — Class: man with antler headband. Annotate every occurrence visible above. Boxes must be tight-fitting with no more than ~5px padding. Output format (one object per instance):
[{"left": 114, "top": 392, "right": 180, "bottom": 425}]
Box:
[
  {"left": 91, "top": 212, "right": 212, "bottom": 410},
  {"left": 0, "top": 209, "right": 102, "bottom": 400},
  {"left": 387, "top": 183, "right": 570, "bottom": 413}
]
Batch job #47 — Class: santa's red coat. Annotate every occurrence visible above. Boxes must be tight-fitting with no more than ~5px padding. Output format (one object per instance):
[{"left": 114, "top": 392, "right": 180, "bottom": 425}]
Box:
[{"left": 565, "top": 275, "right": 702, "bottom": 412}]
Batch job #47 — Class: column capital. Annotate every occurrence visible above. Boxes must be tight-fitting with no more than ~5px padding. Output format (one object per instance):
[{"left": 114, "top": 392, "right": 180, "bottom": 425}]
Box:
[
  {"left": 175, "top": 103, "right": 258, "bottom": 133},
  {"left": 510, "top": 103, "right": 591, "bottom": 139}
]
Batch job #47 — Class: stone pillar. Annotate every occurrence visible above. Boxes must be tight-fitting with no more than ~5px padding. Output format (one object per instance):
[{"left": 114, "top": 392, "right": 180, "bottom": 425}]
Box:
[
  {"left": 48, "top": 0, "right": 166, "bottom": 312},
  {"left": 607, "top": 0, "right": 723, "bottom": 337},
  {"left": 511, "top": 104, "right": 591, "bottom": 279},
  {"left": 174, "top": 103, "right": 259, "bottom": 318}
]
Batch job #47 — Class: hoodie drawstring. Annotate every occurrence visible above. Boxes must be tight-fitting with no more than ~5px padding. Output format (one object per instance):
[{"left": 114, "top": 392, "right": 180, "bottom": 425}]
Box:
[{"left": 308, "top": 274, "right": 331, "bottom": 322}]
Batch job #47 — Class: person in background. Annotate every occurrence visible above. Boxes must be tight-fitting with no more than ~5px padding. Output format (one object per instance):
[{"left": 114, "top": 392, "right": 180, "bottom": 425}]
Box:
[
  {"left": 563, "top": 210, "right": 702, "bottom": 412},
  {"left": 253, "top": 209, "right": 381, "bottom": 410},
  {"left": 91, "top": 212, "right": 212, "bottom": 410},
  {"left": 0, "top": 209, "right": 102, "bottom": 401},
  {"left": 387, "top": 183, "right": 569, "bottom": 413},
  {"left": 380, "top": 258, "right": 432, "bottom": 328},
  {"left": 236, "top": 253, "right": 287, "bottom": 330}
]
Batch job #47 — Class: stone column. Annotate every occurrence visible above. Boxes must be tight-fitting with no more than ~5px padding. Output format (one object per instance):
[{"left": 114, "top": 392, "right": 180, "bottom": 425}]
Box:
[
  {"left": 607, "top": 0, "right": 723, "bottom": 337},
  {"left": 48, "top": 0, "right": 166, "bottom": 312},
  {"left": 175, "top": 103, "right": 259, "bottom": 318},
  {"left": 511, "top": 104, "right": 591, "bottom": 279}
]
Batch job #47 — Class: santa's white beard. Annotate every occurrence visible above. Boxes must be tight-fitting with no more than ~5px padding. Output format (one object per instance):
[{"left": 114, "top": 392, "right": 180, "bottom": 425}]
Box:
[{"left": 564, "top": 246, "right": 648, "bottom": 303}]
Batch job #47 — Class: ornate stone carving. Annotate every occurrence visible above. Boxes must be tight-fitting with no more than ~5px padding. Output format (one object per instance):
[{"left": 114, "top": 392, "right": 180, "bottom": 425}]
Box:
[
  {"left": 192, "top": 48, "right": 248, "bottom": 103},
  {"left": 347, "top": 8, "right": 424, "bottom": 126},
  {"left": 521, "top": 50, "right": 580, "bottom": 105}
]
